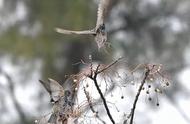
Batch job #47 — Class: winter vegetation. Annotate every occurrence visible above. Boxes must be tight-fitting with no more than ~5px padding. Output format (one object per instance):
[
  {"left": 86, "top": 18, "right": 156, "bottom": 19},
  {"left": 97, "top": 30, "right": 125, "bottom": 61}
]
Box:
[{"left": 0, "top": 0, "right": 190, "bottom": 124}]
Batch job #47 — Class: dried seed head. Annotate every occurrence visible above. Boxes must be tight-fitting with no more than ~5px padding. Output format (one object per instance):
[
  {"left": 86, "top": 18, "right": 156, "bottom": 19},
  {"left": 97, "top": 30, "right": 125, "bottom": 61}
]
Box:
[
  {"left": 166, "top": 82, "right": 170, "bottom": 86},
  {"left": 75, "top": 87, "right": 78, "bottom": 91},
  {"left": 148, "top": 97, "right": 152, "bottom": 101},
  {"left": 149, "top": 77, "right": 154, "bottom": 81},
  {"left": 121, "top": 96, "right": 124, "bottom": 99},
  {"left": 155, "top": 88, "right": 162, "bottom": 93},
  {"left": 146, "top": 90, "right": 150, "bottom": 94},
  {"left": 146, "top": 64, "right": 162, "bottom": 74},
  {"left": 73, "top": 79, "right": 78, "bottom": 83},
  {"left": 157, "top": 65, "right": 162, "bottom": 72}
]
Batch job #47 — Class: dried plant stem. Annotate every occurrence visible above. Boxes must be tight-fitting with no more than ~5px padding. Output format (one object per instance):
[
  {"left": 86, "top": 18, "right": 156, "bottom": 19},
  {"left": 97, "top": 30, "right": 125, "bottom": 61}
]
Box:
[
  {"left": 86, "top": 58, "right": 123, "bottom": 124},
  {"left": 92, "top": 75, "right": 115, "bottom": 124},
  {"left": 129, "top": 69, "right": 150, "bottom": 124},
  {"left": 97, "top": 57, "right": 122, "bottom": 74},
  {"left": 83, "top": 87, "right": 96, "bottom": 113}
]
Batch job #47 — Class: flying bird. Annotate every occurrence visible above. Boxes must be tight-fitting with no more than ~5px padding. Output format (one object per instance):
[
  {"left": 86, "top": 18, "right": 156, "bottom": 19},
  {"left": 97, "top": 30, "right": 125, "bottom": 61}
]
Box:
[{"left": 55, "top": 0, "right": 111, "bottom": 49}]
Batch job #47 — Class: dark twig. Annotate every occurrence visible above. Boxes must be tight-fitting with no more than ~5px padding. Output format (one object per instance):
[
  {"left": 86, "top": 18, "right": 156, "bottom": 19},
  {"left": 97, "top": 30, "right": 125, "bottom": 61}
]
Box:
[
  {"left": 92, "top": 74, "right": 115, "bottom": 124},
  {"left": 87, "top": 58, "right": 123, "bottom": 124},
  {"left": 129, "top": 68, "right": 150, "bottom": 124}
]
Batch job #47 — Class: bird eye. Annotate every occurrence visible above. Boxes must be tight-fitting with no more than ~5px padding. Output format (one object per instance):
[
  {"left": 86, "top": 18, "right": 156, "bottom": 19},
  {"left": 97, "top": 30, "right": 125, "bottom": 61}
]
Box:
[{"left": 50, "top": 98, "right": 55, "bottom": 103}]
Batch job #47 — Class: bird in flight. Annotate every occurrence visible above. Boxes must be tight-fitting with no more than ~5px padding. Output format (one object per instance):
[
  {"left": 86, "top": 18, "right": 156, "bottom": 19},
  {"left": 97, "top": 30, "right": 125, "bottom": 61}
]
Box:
[{"left": 55, "top": 0, "right": 111, "bottom": 49}]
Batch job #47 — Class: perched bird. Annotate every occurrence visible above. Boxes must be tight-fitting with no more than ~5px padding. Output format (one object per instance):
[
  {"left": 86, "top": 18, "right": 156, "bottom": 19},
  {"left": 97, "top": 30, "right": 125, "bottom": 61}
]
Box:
[
  {"left": 39, "top": 78, "right": 65, "bottom": 103},
  {"left": 55, "top": 0, "right": 111, "bottom": 49},
  {"left": 39, "top": 78, "right": 73, "bottom": 124}
]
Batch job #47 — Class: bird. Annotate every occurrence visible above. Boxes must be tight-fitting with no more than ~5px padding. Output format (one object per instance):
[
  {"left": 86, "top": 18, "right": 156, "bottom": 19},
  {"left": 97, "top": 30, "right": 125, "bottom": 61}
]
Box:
[
  {"left": 39, "top": 78, "right": 73, "bottom": 124},
  {"left": 39, "top": 78, "right": 65, "bottom": 103},
  {"left": 55, "top": 0, "right": 111, "bottom": 49}
]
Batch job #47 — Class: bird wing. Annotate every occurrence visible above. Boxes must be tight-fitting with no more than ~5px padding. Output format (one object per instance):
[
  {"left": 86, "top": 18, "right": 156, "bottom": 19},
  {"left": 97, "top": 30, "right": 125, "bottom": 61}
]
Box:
[
  {"left": 39, "top": 78, "right": 65, "bottom": 102},
  {"left": 48, "top": 78, "right": 65, "bottom": 101},
  {"left": 39, "top": 79, "right": 51, "bottom": 95},
  {"left": 96, "top": 0, "right": 111, "bottom": 29},
  {"left": 55, "top": 28, "right": 96, "bottom": 35}
]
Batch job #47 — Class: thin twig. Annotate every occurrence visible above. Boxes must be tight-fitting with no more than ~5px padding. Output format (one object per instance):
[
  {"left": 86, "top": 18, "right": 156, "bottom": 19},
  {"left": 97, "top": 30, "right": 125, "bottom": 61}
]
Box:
[
  {"left": 83, "top": 87, "right": 96, "bottom": 113},
  {"left": 91, "top": 74, "right": 115, "bottom": 124},
  {"left": 86, "top": 58, "right": 123, "bottom": 124},
  {"left": 129, "top": 68, "right": 150, "bottom": 124},
  {"left": 97, "top": 57, "right": 123, "bottom": 74}
]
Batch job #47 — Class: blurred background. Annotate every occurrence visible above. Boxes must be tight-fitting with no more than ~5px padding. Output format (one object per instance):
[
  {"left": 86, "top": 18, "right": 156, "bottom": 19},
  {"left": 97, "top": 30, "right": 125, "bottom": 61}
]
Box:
[{"left": 0, "top": 0, "right": 190, "bottom": 124}]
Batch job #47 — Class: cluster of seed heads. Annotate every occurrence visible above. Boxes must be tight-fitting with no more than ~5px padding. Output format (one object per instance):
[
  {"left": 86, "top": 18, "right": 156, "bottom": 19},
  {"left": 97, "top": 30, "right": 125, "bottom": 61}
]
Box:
[{"left": 140, "top": 64, "right": 170, "bottom": 107}]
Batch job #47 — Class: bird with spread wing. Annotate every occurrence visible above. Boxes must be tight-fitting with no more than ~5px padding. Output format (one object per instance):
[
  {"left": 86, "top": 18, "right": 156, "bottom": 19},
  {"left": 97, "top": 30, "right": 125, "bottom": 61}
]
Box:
[
  {"left": 39, "top": 78, "right": 74, "bottom": 124},
  {"left": 55, "top": 0, "right": 111, "bottom": 49}
]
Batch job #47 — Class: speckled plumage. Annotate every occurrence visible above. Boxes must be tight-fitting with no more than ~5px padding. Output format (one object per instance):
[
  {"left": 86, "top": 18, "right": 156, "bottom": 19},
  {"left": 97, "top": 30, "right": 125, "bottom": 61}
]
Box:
[{"left": 39, "top": 79, "right": 73, "bottom": 124}]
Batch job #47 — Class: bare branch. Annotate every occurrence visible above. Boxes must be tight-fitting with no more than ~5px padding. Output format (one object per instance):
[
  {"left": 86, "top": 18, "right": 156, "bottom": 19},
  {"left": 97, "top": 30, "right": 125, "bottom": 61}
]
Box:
[
  {"left": 128, "top": 68, "right": 150, "bottom": 124},
  {"left": 97, "top": 57, "right": 123, "bottom": 74},
  {"left": 92, "top": 74, "right": 115, "bottom": 124},
  {"left": 84, "top": 57, "right": 124, "bottom": 124}
]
